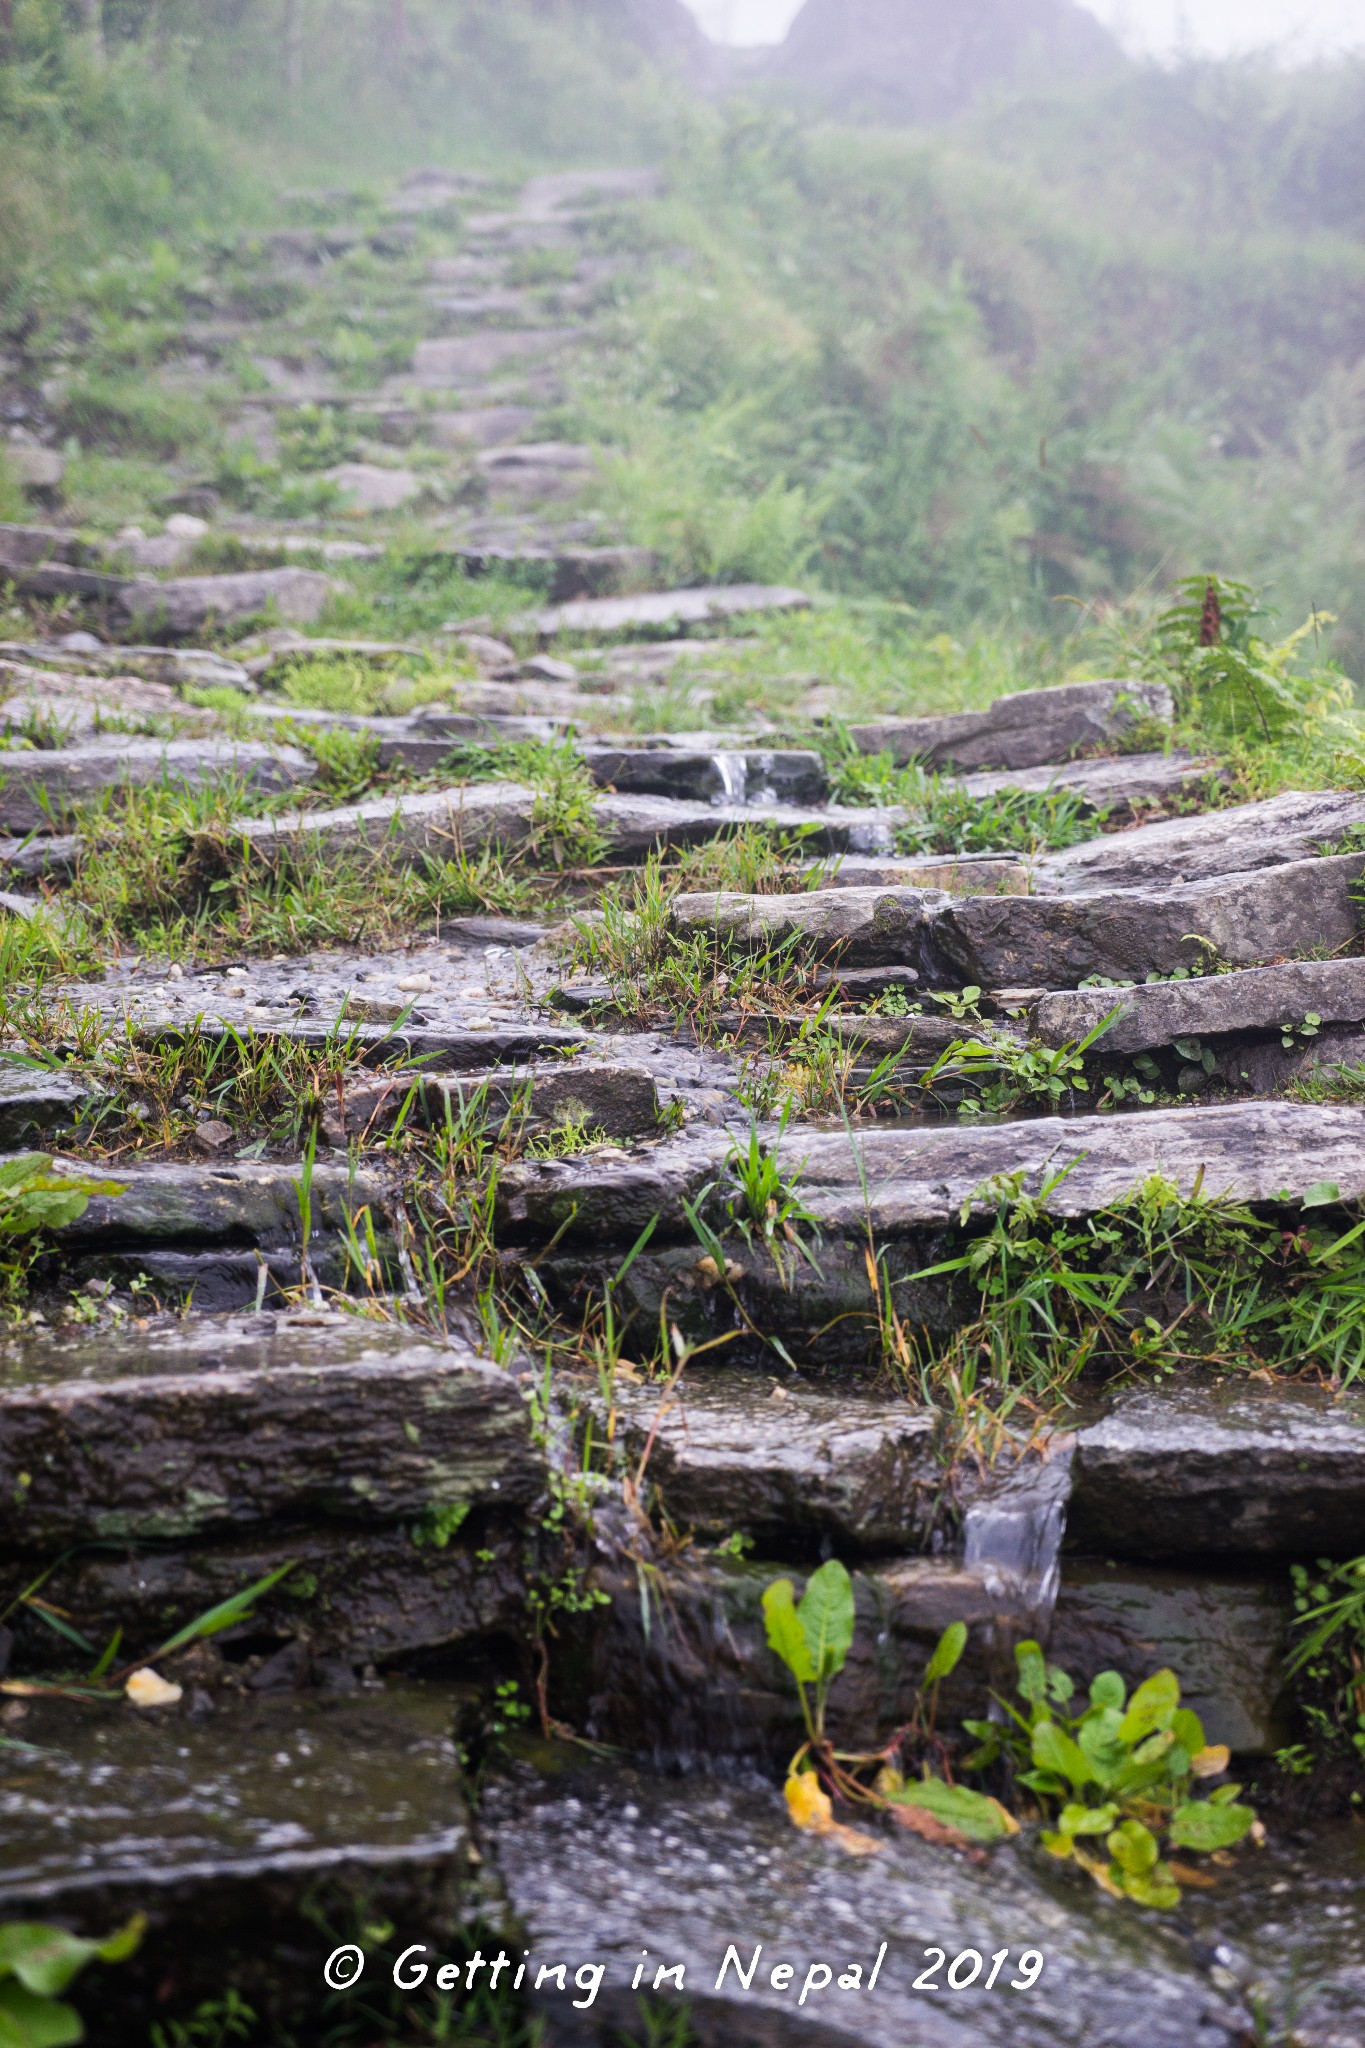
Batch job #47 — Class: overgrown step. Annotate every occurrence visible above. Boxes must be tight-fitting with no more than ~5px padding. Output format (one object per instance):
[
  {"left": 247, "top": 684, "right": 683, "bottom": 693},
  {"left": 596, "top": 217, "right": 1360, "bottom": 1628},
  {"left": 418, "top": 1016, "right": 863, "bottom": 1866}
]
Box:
[
  {"left": 112, "top": 567, "right": 341, "bottom": 638},
  {"left": 484, "top": 1761, "right": 1356, "bottom": 2048},
  {"left": 226, "top": 781, "right": 901, "bottom": 867},
  {"left": 498, "top": 1101, "right": 1365, "bottom": 1244},
  {"left": 597, "top": 1376, "right": 1365, "bottom": 1563},
  {"left": 952, "top": 747, "right": 1221, "bottom": 819},
  {"left": 0, "top": 1684, "right": 493, "bottom": 2046},
  {"left": 0, "top": 738, "right": 314, "bottom": 832},
  {"left": 324, "top": 1059, "right": 663, "bottom": 1144},
  {"left": 17, "top": 1154, "right": 393, "bottom": 1309},
  {"left": 0, "top": 1314, "right": 538, "bottom": 1549},
  {"left": 674, "top": 846, "right": 1365, "bottom": 983},
  {"left": 529, "top": 583, "right": 810, "bottom": 638},
  {"left": 847, "top": 676, "right": 1173, "bottom": 771},
  {"left": 1032, "top": 786, "right": 1365, "bottom": 892}
]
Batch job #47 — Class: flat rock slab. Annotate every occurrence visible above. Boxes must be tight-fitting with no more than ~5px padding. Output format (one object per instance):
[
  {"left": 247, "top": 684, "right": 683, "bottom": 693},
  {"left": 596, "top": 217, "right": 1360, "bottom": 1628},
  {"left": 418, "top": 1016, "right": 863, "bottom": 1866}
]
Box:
[
  {"left": 1033, "top": 956, "right": 1365, "bottom": 1053},
  {"left": 0, "top": 1066, "right": 91, "bottom": 1145},
  {"left": 0, "top": 738, "right": 314, "bottom": 832},
  {"left": 808, "top": 854, "right": 1029, "bottom": 894},
  {"left": 848, "top": 678, "right": 1173, "bottom": 772},
  {"left": 486, "top": 1763, "right": 1266, "bottom": 2048},
  {"left": 672, "top": 885, "right": 941, "bottom": 966},
  {"left": 1033, "top": 786, "right": 1365, "bottom": 894},
  {"left": 0, "top": 1316, "right": 538, "bottom": 1547},
  {"left": 1070, "top": 1384, "right": 1365, "bottom": 1561},
  {"left": 411, "top": 327, "right": 584, "bottom": 381},
  {"left": 0, "top": 641, "right": 253, "bottom": 691},
  {"left": 0, "top": 523, "right": 93, "bottom": 570},
  {"left": 496, "top": 1102, "right": 1365, "bottom": 1243},
  {"left": 955, "top": 748, "right": 1220, "bottom": 816},
  {"left": 228, "top": 781, "right": 901, "bottom": 866},
  {"left": 601, "top": 1375, "right": 940, "bottom": 1551},
  {"left": 1, "top": 1688, "right": 471, "bottom": 1902},
  {"left": 328, "top": 1060, "right": 661, "bottom": 1144},
  {"left": 113, "top": 568, "right": 342, "bottom": 639},
  {"left": 531, "top": 583, "right": 810, "bottom": 637},
  {"left": 933, "top": 853, "right": 1365, "bottom": 985}
]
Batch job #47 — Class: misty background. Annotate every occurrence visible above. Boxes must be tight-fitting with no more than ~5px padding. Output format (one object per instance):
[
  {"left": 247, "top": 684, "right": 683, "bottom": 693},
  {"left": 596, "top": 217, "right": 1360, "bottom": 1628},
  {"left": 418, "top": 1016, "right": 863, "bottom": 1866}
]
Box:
[{"left": 2, "top": 0, "right": 1364, "bottom": 672}]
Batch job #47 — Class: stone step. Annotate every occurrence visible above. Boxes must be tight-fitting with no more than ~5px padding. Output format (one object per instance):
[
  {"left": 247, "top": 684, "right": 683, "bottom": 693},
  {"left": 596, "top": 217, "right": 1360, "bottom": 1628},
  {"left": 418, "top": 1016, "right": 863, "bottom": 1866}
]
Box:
[
  {"left": 674, "top": 847, "right": 1365, "bottom": 983},
  {"left": 597, "top": 1373, "right": 1365, "bottom": 1563},
  {"left": 226, "top": 781, "right": 902, "bottom": 868},
  {"left": 411, "top": 327, "right": 585, "bottom": 383},
  {"left": 0, "top": 738, "right": 315, "bottom": 833},
  {"left": 485, "top": 1761, "right": 1354, "bottom": 2048},
  {"left": 0, "top": 521, "right": 96, "bottom": 571},
  {"left": 0, "top": 1066, "right": 92, "bottom": 1145},
  {"left": 113, "top": 568, "right": 342, "bottom": 640},
  {"left": 1032, "top": 955, "right": 1365, "bottom": 1053},
  {"left": 0, "top": 1315, "right": 537, "bottom": 1551},
  {"left": 570, "top": 1544, "right": 1289, "bottom": 1757},
  {"left": 1032, "top": 785, "right": 1365, "bottom": 893},
  {"left": 531, "top": 583, "right": 811, "bottom": 638},
  {"left": 847, "top": 677, "right": 1173, "bottom": 772},
  {"left": 497, "top": 1101, "right": 1365, "bottom": 1250},
  {"left": 954, "top": 747, "right": 1221, "bottom": 819},
  {"left": 806, "top": 852, "right": 1030, "bottom": 894},
  {"left": 20, "top": 1154, "right": 393, "bottom": 1310},
  {"left": 427, "top": 539, "right": 656, "bottom": 599},
  {"left": 0, "top": 639, "right": 253, "bottom": 691},
  {"left": 0, "top": 1684, "right": 489, "bottom": 2045},
  {"left": 323, "top": 1059, "right": 663, "bottom": 1144}
]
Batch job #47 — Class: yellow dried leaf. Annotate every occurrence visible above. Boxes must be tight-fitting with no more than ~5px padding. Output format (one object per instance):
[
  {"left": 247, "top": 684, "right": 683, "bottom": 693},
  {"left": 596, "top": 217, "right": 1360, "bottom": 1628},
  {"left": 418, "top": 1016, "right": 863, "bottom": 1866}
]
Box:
[
  {"left": 125, "top": 1667, "right": 183, "bottom": 1709},
  {"left": 828, "top": 1821, "right": 883, "bottom": 1856},
  {"left": 1190, "top": 1744, "right": 1231, "bottom": 1778},
  {"left": 785, "top": 1770, "right": 833, "bottom": 1833}
]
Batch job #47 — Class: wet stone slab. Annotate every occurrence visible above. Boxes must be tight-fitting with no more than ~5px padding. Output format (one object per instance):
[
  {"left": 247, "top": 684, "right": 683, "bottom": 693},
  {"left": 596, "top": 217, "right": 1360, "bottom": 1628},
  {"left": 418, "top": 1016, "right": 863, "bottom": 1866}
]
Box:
[
  {"left": 1032, "top": 786, "right": 1365, "bottom": 893},
  {"left": 593, "top": 1375, "right": 941, "bottom": 1553},
  {"left": 0, "top": 1685, "right": 493, "bottom": 2045},
  {"left": 496, "top": 1102, "right": 1365, "bottom": 1247},
  {"left": 0, "top": 1064, "right": 92, "bottom": 1146},
  {"left": 0, "top": 1312, "right": 540, "bottom": 1548},
  {"left": 1068, "top": 1382, "right": 1365, "bottom": 1560},
  {"left": 486, "top": 1760, "right": 1285, "bottom": 2048},
  {"left": 0, "top": 738, "right": 314, "bottom": 833},
  {"left": 19, "top": 1154, "right": 393, "bottom": 1309},
  {"left": 952, "top": 748, "right": 1221, "bottom": 819},
  {"left": 846, "top": 678, "right": 1173, "bottom": 773},
  {"left": 1031, "top": 956, "right": 1365, "bottom": 1053}
]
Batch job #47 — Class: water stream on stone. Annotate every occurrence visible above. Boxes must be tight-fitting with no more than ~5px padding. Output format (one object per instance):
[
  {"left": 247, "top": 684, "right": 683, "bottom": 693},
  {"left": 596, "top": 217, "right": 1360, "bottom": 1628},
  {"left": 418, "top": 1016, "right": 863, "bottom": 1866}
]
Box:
[{"left": 962, "top": 1437, "right": 1076, "bottom": 1691}]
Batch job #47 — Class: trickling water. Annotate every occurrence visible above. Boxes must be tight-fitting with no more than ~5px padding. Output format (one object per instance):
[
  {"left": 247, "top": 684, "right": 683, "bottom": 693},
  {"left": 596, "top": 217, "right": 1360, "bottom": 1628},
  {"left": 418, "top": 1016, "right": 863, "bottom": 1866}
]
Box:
[
  {"left": 962, "top": 1436, "right": 1076, "bottom": 1646},
  {"left": 710, "top": 750, "right": 748, "bottom": 804}
]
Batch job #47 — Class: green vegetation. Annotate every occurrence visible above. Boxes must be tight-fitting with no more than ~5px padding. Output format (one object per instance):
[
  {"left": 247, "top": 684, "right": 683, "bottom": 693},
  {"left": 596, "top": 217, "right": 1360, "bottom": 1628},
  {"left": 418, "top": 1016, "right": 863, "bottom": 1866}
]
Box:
[
  {"left": 964, "top": 1641, "right": 1258, "bottom": 1907},
  {"left": 1284, "top": 1555, "right": 1365, "bottom": 1781},
  {"left": 0, "top": 1918, "right": 144, "bottom": 2048}
]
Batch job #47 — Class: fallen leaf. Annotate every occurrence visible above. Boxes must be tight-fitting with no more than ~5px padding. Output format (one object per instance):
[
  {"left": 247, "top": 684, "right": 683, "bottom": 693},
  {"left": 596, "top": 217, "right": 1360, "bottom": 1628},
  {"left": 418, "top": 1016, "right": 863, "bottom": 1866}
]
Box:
[
  {"left": 125, "top": 1668, "right": 183, "bottom": 1709},
  {"left": 1166, "top": 1860, "right": 1219, "bottom": 1888},
  {"left": 886, "top": 1802, "right": 970, "bottom": 1850},
  {"left": 1190, "top": 1744, "right": 1231, "bottom": 1778},
  {"left": 784, "top": 1773, "right": 881, "bottom": 1856}
]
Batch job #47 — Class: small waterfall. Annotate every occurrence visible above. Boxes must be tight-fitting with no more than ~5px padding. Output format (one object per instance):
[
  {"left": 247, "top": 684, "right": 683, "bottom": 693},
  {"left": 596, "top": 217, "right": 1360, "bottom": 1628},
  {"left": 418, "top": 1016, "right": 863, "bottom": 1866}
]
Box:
[
  {"left": 962, "top": 1436, "right": 1076, "bottom": 1645},
  {"left": 711, "top": 751, "right": 747, "bottom": 806}
]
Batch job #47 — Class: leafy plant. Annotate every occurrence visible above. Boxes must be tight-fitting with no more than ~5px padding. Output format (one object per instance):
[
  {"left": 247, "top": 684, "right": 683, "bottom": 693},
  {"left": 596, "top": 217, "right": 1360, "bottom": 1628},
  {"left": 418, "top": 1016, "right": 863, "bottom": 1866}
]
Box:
[
  {"left": 0, "top": 1155, "right": 125, "bottom": 1238},
  {"left": 150, "top": 1991, "right": 256, "bottom": 2048},
  {"left": 762, "top": 1557, "right": 855, "bottom": 1748},
  {"left": 964, "top": 1641, "right": 1257, "bottom": 1906},
  {"left": 0, "top": 1919, "right": 143, "bottom": 2047}
]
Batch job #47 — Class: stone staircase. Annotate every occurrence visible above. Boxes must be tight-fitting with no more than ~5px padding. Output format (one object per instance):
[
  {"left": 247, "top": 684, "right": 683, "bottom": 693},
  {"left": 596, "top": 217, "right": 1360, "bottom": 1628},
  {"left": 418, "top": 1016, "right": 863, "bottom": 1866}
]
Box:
[{"left": 0, "top": 165, "right": 1362, "bottom": 2048}]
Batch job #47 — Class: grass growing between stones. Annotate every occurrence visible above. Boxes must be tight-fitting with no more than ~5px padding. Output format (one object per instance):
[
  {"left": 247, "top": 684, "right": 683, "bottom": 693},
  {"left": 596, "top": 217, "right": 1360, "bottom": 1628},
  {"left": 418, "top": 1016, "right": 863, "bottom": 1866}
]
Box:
[{"left": 899, "top": 1171, "right": 1365, "bottom": 1402}]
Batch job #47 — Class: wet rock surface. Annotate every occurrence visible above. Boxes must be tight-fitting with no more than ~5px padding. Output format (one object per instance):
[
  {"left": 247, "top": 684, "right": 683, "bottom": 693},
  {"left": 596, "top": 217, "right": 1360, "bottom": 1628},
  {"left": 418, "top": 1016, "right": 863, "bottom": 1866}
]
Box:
[
  {"left": 0, "top": 737, "right": 314, "bottom": 832},
  {"left": 847, "top": 677, "right": 1173, "bottom": 773},
  {"left": 485, "top": 1760, "right": 1364, "bottom": 2048}
]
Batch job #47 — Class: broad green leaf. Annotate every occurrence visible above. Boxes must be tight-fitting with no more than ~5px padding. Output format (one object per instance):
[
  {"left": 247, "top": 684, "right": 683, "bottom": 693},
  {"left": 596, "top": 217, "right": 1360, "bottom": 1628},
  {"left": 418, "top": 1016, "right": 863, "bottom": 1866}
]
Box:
[
  {"left": 1107, "top": 1818, "right": 1159, "bottom": 1876},
  {"left": 796, "top": 1560, "right": 855, "bottom": 1682},
  {"left": 0, "top": 1927, "right": 103, "bottom": 2000},
  {"left": 1089, "top": 1670, "right": 1125, "bottom": 1711},
  {"left": 0, "top": 1983, "right": 83, "bottom": 2048},
  {"left": 1058, "top": 1801, "right": 1117, "bottom": 1837},
  {"left": 1168, "top": 1800, "right": 1256, "bottom": 1852},
  {"left": 1302, "top": 1182, "right": 1341, "bottom": 1209},
  {"left": 1031, "top": 1720, "right": 1092, "bottom": 1792},
  {"left": 1118, "top": 1866, "right": 1181, "bottom": 1910},
  {"left": 0, "top": 1155, "right": 53, "bottom": 1194},
  {"left": 1015, "top": 1639, "right": 1048, "bottom": 1705},
  {"left": 889, "top": 1779, "right": 1015, "bottom": 1843},
  {"left": 1040, "top": 1829, "right": 1074, "bottom": 1859},
  {"left": 1171, "top": 1708, "right": 1206, "bottom": 1755},
  {"left": 1118, "top": 1667, "right": 1180, "bottom": 1744},
  {"left": 762, "top": 1579, "right": 815, "bottom": 1684},
  {"left": 923, "top": 1621, "right": 967, "bottom": 1686}
]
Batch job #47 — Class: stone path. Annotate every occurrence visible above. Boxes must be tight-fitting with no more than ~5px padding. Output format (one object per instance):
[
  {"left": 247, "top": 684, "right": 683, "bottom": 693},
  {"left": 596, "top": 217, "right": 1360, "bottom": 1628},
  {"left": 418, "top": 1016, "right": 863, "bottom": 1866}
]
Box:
[{"left": 1, "top": 162, "right": 1362, "bottom": 2048}]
